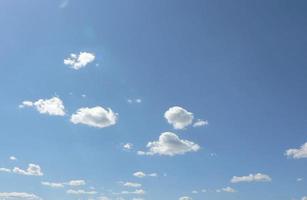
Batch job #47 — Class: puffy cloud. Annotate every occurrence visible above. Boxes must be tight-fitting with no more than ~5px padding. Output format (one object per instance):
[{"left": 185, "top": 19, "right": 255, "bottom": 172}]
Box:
[
  {"left": 66, "top": 189, "right": 97, "bottom": 195},
  {"left": 13, "top": 164, "right": 43, "bottom": 176},
  {"left": 133, "top": 171, "right": 157, "bottom": 178},
  {"left": 0, "top": 168, "right": 11, "bottom": 173},
  {"left": 164, "top": 106, "right": 194, "bottom": 129},
  {"left": 122, "top": 182, "right": 142, "bottom": 188},
  {"left": 191, "top": 190, "right": 198, "bottom": 194},
  {"left": 19, "top": 97, "right": 65, "bottom": 116},
  {"left": 192, "top": 119, "right": 208, "bottom": 127},
  {"left": 98, "top": 196, "right": 111, "bottom": 200},
  {"left": 64, "top": 52, "right": 95, "bottom": 70},
  {"left": 41, "top": 181, "right": 64, "bottom": 188},
  {"left": 302, "top": 196, "right": 307, "bottom": 200},
  {"left": 138, "top": 132, "right": 200, "bottom": 156},
  {"left": 216, "top": 187, "right": 236, "bottom": 193},
  {"left": 297, "top": 178, "right": 303, "bottom": 182},
  {"left": 231, "top": 173, "right": 271, "bottom": 183},
  {"left": 179, "top": 196, "right": 192, "bottom": 200},
  {"left": 70, "top": 106, "right": 118, "bottom": 128},
  {"left": 0, "top": 192, "right": 41, "bottom": 200},
  {"left": 285, "top": 142, "right": 307, "bottom": 159}
]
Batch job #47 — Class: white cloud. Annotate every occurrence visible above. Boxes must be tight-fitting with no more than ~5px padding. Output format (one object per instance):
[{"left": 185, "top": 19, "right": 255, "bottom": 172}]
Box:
[
  {"left": 216, "top": 186, "right": 236, "bottom": 193},
  {"left": 13, "top": 164, "right": 43, "bottom": 176},
  {"left": 297, "top": 178, "right": 303, "bottom": 182},
  {"left": 122, "top": 182, "right": 142, "bottom": 188},
  {"left": 70, "top": 106, "right": 118, "bottom": 128},
  {"left": 9, "top": 156, "right": 17, "bottom": 161},
  {"left": 138, "top": 132, "right": 200, "bottom": 156},
  {"left": 285, "top": 142, "right": 307, "bottom": 159},
  {"left": 231, "top": 173, "right": 271, "bottom": 183},
  {"left": 0, "top": 168, "right": 11, "bottom": 173},
  {"left": 302, "top": 196, "right": 307, "bottom": 200},
  {"left": 164, "top": 106, "right": 194, "bottom": 129},
  {"left": 192, "top": 119, "right": 208, "bottom": 127},
  {"left": 179, "top": 196, "right": 192, "bottom": 200},
  {"left": 123, "top": 143, "right": 133, "bottom": 151},
  {"left": 133, "top": 171, "right": 157, "bottom": 178},
  {"left": 67, "top": 180, "right": 86, "bottom": 186},
  {"left": 191, "top": 190, "right": 198, "bottom": 194},
  {"left": 66, "top": 189, "right": 97, "bottom": 195},
  {"left": 19, "top": 97, "right": 65, "bottom": 116},
  {"left": 121, "top": 189, "right": 145, "bottom": 195},
  {"left": 127, "top": 99, "right": 142, "bottom": 104},
  {"left": 64, "top": 52, "right": 95, "bottom": 70},
  {"left": 98, "top": 196, "right": 110, "bottom": 200},
  {"left": 41, "top": 181, "right": 64, "bottom": 188},
  {"left": 0, "top": 192, "right": 41, "bottom": 200}
]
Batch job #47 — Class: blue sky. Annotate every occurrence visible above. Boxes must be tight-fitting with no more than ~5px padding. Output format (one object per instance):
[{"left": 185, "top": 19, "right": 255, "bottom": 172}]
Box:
[{"left": 0, "top": 0, "right": 307, "bottom": 200}]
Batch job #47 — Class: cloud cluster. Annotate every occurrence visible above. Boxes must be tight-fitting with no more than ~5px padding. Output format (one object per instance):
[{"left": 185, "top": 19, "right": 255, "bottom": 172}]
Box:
[
  {"left": 64, "top": 52, "right": 95, "bottom": 70},
  {"left": 70, "top": 106, "right": 118, "bottom": 128},
  {"left": 13, "top": 164, "right": 43, "bottom": 176},
  {"left": 231, "top": 173, "right": 271, "bottom": 183},
  {"left": 216, "top": 186, "right": 236, "bottom": 193},
  {"left": 19, "top": 97, "right": 65, "bottom": 116},
  {"left": 179, "top": 196, "right": 192, "bottom": 200},
  {"left": 193, "top": 119, "right": 208, "bottom": 127},
  {"left": 66, "top": 189, "right": 97, "bottom": 195},
  {"left": 0, "top": 192, "right": 41, "bottom": 200},
  {"left": 285, "top": 142, "right": 307, "bottom": 159},
  {"left": 122, "top": 182, "right": 142, "bottom": 188},
  {"left": 138, "top": 132, "right": 200, "bottom": 156}
]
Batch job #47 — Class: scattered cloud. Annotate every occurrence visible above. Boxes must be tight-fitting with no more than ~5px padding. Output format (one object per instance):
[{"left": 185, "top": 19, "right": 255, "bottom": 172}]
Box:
[
  {"left": 64, "top": 52, "right": 95, "bottom": 70},
  {"left": 216, "top": 186, "right": 236, "bottom": 193},
  {"left": 70, "top": 106, "right": 118, "bottom": 128},
  {"left": 66, "top": 189, "right": 97, "bottom": 195},
  {"left": 302, "top": 196, "right": 307, "bottom": 200},
  {"left": 122, "top": 143, "right": 133, "bottom": 151},
  {"left": 19, "top": 97, "right": 65, "bottom": 116},
  {"left": 127, "top": 98, "right": 142, "bottom": 104},
  {"left": 191, "top": 190, "right": 198, "bottom": 194},
  {"left": 122, "top": 182, "right": 142, "bottom": 188},
  {"left": 121, "top": 189, "right": 145, "bottom": 195},
  {"left": 67, "top": 180, "right": 86, "bottom": 186},
  {"left": 9, "top": 156, "right": 17, "bottom": 161},
  {"left": 0, "top": 192, "right": 41, "bottom": 200},
  {"left": 13, "top": 164, "right": 43, "bottom": 176},
  {"left": 297, "top": 178, "right": 303, "bottom": 182},
  {"left": 164, "top": 106, "right": 194, "bottom": 129},
  {"left": 137, "top": 132, "right": 200, "bottom": 156},
  {"left": 179, "top": 196, "right": 192, "bottom": 200},
  {"left": 59, "top": 0, "right": 69, "bottom": 8},
  {"left": 231, "top": 173, "right": 271, "bottom": 183},
  {"left": 41, "top": 181, "right": 64, "bottom": 188},
  {"left": 133, "top": 171, "right": 157, "bottom": 178},
  {"left": 192, "top": 119, "right": 208, "bottom": 127},
  {"left": 0, "top": 168, "right": 11, "bottom": 173},
  {"left": 285, "top": 142, "right": 307, "bottom": 159}
]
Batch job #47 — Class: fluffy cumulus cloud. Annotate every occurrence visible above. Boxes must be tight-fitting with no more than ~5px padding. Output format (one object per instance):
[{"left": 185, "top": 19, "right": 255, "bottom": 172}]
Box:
[
  {"left": 138, "top": 132, "right": 200, "bottom": 156},
  {"left": 0, "top": 192, "right": 41, "bottom": 200},
  {"left": 122, "top": 143, "right": 133, "bottom": 151},
  {"left": 10, "top": 156, "right": 17, "bottom": 161},
  {"left": 66, "top": 189, "right": 97, "bottom": 195},
  {"left": 164, "top": 106, "right": 194, "bottom": 129},
  {"left": 19, "top": 97, "right": 65, "bottom": 116},
  {"left": 0, "top": 168, "right": 11, "bottom": 173},
  {"left": 193, "top": 119, "right": 208, "bottom": 127},
  {"left": 133, "top": 171, "right": 157, "bottom": 178},
  {"left": 231, "top": 173, "right": 271, "bottom": 183},
  {"left": 67, "top": 180, "right": 86, "bottom": 186},
  {"left": 64, "top": 52, "right": 95, "bottom": 70},
  {"left": 70, "top": 106, "right": 118, "bottom": 128},
  {"left": 179, "top": 196, "right": 192, "bottom": 200},
  {"left": 285, "top": 142, "right": 307, "bottom": 159},
  {"left": 13, "top": 164, "right": 43, "bottom": 176}
]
